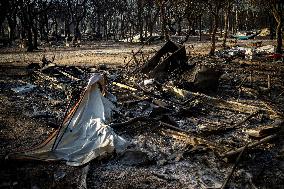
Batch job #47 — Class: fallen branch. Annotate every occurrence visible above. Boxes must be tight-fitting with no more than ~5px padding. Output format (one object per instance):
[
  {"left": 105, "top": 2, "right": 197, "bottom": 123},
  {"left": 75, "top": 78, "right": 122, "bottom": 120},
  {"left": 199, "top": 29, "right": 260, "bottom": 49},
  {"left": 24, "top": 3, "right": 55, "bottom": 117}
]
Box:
[
  {"left": 34, "top": 70, "right": 58, "bottom": 83},
  {"left": 221, "top": 144, "right": 248, "bottom": 189},
  {"left": 112, "top": 82, "right": 137, "bottom": 91},
  {"left": 277, "top": 90, "right": 284, "bottom": 98},
  {"left": 208, "top": 110, "right": 260, "bottom": 134},
  {"left": 160, "top": 121, "right": 191, "bottom": 135},
  {"left": 124, "top": 37, "right": 153, "bottom": 68},
  {"left": 135, "top": 83, "right": 152, "bottom": 94},
  {"left": 55, "top": 68, "right": 81, "bottom": 81},
  {"left": 237, "top": 75, "right": 248, "bottom": 90},
  {"left": 239, "top": 87, "right": 259, "bottom": 99},
  {"left": 261, "top": 99, "right": 284, "bottom": 119},
  {"left": 233, "top": 110, "right": 260, "bottom": 128},
  {"left": 165, "top": 85, "right": 283, "bottom": 119},
  {"left": 131, "top": 50, "right": 139, "bottom": 66},
  {"left": 111, "top": 116, "right": 148, "bottom": 128},
  {"left": 246, "top": 125, "right": 281, "bottom": 138},
  {"left": 113, "top": 81, "right": 187, "bottom": 109},
  {"left": 33, "top": 71, "right": 64, "bottom": 90},
  {"left": 221, "top": 134, "right": 278, "bottom": 158},
  {"left": 159, "top": 122, "right": 228, "bottom": 152}
]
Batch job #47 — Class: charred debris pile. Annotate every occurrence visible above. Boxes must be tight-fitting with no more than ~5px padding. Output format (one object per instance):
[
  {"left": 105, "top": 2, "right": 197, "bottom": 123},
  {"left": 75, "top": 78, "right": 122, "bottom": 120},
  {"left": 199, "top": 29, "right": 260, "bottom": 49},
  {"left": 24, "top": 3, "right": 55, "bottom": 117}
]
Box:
[{"left": 0, "top": 40, "right": 284, "bottom": 188}]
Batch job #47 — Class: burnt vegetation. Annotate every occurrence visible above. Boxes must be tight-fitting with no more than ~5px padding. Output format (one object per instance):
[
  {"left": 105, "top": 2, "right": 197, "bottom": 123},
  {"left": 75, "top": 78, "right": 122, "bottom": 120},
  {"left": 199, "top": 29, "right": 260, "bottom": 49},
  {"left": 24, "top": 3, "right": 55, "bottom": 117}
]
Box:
[{"left": 0, "top": 0, "right": 284, "bottom": 189}]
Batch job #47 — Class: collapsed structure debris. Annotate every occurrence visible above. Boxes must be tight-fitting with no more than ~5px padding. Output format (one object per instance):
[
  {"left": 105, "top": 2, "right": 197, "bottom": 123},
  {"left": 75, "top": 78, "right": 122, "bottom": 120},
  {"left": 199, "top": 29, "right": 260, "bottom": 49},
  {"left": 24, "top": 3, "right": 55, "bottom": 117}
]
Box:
[
  {"left": 138, "top": 40, "right": 188, "bottom": 80},
  {"left": 217, "top": 44, "right": 279, "bottom": 61},
  {"left": 0, "top": 40, "right": 283, "bottom": 188},
  {"left": 132, "top": 40, "right": 222, "bottom": 93}
]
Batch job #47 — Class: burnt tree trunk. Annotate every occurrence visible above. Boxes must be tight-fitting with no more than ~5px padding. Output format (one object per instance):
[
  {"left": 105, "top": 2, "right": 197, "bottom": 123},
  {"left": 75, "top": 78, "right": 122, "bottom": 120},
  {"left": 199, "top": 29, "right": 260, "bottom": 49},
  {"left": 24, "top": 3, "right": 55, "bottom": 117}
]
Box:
[
  {"left": 44, "top": 13, "right": 49, "bottom": 41},
  {"left": 32, "top": 21, "right": 38, "bottom": 50},
  {"left": 222, "top": 2, "right": 231, "bottom": 48},
  {"left": 74, "top": 22, "right": 81, "bottom": 41},
  {"left": 209, "top": 13, "right": 219, "bottom": 56},
  {"left": 65, "top": 20, "right": 71, "bottom": 38},
  {"left": 137, "top": 0, "right": 143, "bottom": 41},
  {"left": 54, "top": 19, "right": 58, "bottom": 36},
  {"left": 275, "top": 20, "right": 282, "bottom": 53},
  {"left": 234, "top": 5, "right": 238, "bottom": 34},
  {"left": 272, "top": 4, "right": 282, "bottom": 54},
  {"left": 7, "top": 16, "right": 16, "bottom": 42},
  {"left": 21, "top": 4, "right": 34, "bottom": 52},
  {"left": 269, "top": 16, "right": 275, "bottom": 40},
  {"left": 120, "top": 14, "right": 125, "bottom": 39},
  {"left": 27, "top": 27, "right": 33, "bottom": 52},
  {"left": 199, "top": 15, "right": 202, "bottom": 41},
  {"left": 97, "top": 12, "right": 101, "bottom": 36},
  {"left": 160, "top": 0, "right": 169, "bottom": 40}
]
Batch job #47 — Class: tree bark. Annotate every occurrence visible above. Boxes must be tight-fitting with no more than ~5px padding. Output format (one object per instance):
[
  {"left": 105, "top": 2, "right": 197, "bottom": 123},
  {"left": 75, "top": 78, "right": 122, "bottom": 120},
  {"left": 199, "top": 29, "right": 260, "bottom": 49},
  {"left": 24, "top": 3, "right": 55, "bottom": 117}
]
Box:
[
  {"left": 97, "top": 12, "right": 101, "bottom": 36},
  {"left": 269, "top": 15, "right": 275, "bottom": 40},
  {"left": 65, "top": 19, "right": 71, "bottom": 38},
  {"left": 137, "top": 0, "right": 143, "bottom": 41},
  {"left": 45, "top": 13, "right": 49, "bottom": 41},
  {"left": 27, "top": 27, "right": 33, "bottom": 52},
  {"left": 120, "top": 14, "right": 124, "bottom": 39},
  {"left": 222, "top": 3, "right": 230, "bottom": 48},
  {"left": 32, "top": 23, "right": 38, "bottom": 50},
  {"left": 7, "top": 17, "right": 16, "bottom": 42},
  {"left": 209, "top": 13, "right": 219, "bottom": 56},
  {"left": 160, "top": 0, "right": 169, "bottom": 40},
  {"left": 199, "top": 15, "right": 202, "bottom": 41},
  {"left": 74, "top": 22, "right": 81, "bottom": 41},
  {"left": 55, "top": 19, "right": 58, "bottom": 36},
  {"left": 275, "top": 20, "right": 282, "bottom": 53},
  {"left": 272, "top": 4, "right": 282, "bottom": 54},
  {"left": 235, "top": 5, "right": 238, "bottom": 34}
]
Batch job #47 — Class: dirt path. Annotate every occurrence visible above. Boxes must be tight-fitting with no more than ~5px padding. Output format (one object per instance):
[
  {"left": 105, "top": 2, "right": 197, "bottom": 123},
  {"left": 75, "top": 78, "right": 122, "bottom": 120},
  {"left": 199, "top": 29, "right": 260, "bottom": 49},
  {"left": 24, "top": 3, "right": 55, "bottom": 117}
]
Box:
[
  {"left": 0, "top": 39, "right": 276, "bottom": 67},
  {"left": 0, "top": 42, "right": 162, "bottom": 67}
]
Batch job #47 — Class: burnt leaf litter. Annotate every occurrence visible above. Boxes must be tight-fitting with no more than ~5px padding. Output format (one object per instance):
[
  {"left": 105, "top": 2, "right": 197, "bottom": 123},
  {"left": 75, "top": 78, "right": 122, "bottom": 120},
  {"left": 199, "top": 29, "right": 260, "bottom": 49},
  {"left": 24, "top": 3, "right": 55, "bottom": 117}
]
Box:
[{"left": 0, "top": 40, "right": 284, "bottom": 189}]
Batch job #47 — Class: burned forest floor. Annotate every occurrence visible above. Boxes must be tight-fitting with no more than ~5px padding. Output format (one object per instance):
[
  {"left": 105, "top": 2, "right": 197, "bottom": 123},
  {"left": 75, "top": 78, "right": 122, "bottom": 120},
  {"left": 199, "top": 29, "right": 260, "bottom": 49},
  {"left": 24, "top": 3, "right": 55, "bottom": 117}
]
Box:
[{"left": 0, "top": 39, "right": 284, "bottom": 189}]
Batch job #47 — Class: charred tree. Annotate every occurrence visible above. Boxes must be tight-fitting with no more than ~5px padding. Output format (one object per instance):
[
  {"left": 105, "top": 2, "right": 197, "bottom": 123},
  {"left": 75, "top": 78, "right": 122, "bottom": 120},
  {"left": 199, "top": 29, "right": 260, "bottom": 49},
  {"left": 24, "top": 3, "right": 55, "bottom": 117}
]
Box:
[
  {"left": 222, "top": 1, "right": 232, "bottom": 47},
  {"left": 67, "top": 0, "right": 87, "bottom": 41},
  {"left": 157, "top": 0, "right": 169, "bottom": 40},
  {"left": 208, "top": 0, "right": 226, "bottom": 56},
  {"left": 271, "top": 2, "right": 283, "bottom": 54}
]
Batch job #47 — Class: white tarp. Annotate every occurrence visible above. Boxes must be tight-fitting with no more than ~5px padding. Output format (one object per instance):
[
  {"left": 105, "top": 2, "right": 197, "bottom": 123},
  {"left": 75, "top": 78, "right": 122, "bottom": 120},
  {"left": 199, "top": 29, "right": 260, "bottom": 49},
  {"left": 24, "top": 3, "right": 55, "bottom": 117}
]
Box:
[
  {"left": 9, "top": 74, "right": 127, "bottom": 166},
  {"left": 218, "top": 45, "right": 275, "bottom": 60},
  {"left": 255, "top": 45, "right": 275, "bottom": 54}
]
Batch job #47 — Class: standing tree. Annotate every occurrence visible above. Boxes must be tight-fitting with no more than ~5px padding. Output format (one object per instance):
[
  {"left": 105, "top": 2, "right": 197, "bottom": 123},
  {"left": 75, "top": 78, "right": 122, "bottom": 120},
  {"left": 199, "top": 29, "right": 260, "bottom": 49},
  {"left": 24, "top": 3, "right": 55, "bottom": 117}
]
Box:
[
  {"left": 222, "top": 0, "right": 233, "bottom": 47},
  {"left": 156, "top": 0, "right": 169, "bottom": 40},
  {"left": 67, "top": 0, "right": 87, "bottom": 41},
  {"left": 207, "top": 0, "right": 226, "bottom": 55},
  {"left": 4, "top": 0, "right": 19, "bottom": 42},
  {"left": 271, "top": 0, "right": 283, "bottom": 53},
  {"left": 252, "top": 0, "right": 283, "bottom": 53},
  {"left": 18, "top": 0, "right": 53, "bottom": 51}
]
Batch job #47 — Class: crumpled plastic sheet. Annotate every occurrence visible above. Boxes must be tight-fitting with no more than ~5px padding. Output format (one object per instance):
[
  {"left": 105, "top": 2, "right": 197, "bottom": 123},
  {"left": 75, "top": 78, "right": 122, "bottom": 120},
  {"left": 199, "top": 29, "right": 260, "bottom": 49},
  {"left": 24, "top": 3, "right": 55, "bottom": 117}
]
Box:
[{"left": 10, "top": 74, "right": 127, "bottom": 166}]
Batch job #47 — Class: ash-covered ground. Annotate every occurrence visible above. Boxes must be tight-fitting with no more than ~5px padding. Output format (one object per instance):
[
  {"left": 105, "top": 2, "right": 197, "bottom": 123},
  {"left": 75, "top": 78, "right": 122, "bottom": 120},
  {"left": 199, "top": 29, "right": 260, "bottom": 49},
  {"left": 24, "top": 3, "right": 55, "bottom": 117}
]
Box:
[{"left": 0, "top": 40, "right": 284, "bottom": 189}]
